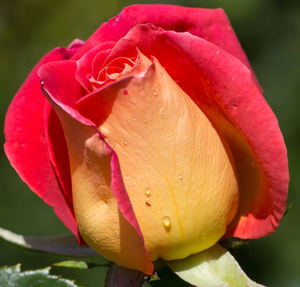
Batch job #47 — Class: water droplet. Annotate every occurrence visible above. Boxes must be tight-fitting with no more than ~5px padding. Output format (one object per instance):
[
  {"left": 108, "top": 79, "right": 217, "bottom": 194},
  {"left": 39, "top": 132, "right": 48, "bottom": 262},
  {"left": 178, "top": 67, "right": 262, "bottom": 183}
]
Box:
[
  {"left": 40, "top": 80, "right": 45, "bottom": 86},
  {"left": 216, "top": 50, "right": 220, "bottom": 55},
  {"left": 162, "top": 216, "right": 171, "bottom": 230},
  {"left": 178, "top": 175, "right": 183, "bottom": 181},
  {"left": 143, "top": 119, "right": 148, "bottom": 124},
  {"left": 123, "top": 140, "right": 128, "bottom": 146},
  {"left": 145, "top": 187, "right": 151, "bottom": 197},
  {"left": 154, "top": 90, "right": 158, "bottom": 97},
  {"left": 132, "top": 117, "right": 136, "bottom": 121},
  {"left": 196, "top": 113, "right": 200, "bottom": 118}
]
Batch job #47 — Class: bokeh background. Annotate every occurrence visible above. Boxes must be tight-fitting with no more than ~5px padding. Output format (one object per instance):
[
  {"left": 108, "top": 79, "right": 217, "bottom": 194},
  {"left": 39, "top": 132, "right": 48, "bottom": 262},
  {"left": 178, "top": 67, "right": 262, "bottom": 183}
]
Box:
[{"left": 0, "top": 0, "right": 299, "bottom": 286}]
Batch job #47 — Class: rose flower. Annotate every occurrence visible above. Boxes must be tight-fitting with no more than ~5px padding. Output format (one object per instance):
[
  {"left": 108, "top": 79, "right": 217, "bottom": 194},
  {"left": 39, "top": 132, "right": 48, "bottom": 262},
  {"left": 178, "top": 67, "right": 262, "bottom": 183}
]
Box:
[{"left": 4, "top": 5, "right": 289, "bottom": 274}]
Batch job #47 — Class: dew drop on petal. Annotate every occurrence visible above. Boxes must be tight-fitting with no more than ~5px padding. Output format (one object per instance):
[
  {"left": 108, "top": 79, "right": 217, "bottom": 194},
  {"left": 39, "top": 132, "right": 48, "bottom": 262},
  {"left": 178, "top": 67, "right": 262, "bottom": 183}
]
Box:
[
  {"left": 163, "top": 216, "right": 171, "bottom": 231},
  {"left": 178, "top": 175, "right": 183, "bottom": 181},
  {"left": 123, "top": 140, "right": 128, "bottom": 146},
  {"left": 145, "top": 187, "right": 151, "bottom": 197},
  {"left": 154, "top": 90, "right": 158, "bottom": 97}
]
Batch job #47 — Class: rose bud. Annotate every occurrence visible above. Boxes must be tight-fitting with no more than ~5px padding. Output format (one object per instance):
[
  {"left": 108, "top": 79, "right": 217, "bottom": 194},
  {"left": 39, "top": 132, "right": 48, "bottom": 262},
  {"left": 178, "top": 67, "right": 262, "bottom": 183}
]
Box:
[{"left": 4, "top": 5, "right": 289, "bottom": 275}]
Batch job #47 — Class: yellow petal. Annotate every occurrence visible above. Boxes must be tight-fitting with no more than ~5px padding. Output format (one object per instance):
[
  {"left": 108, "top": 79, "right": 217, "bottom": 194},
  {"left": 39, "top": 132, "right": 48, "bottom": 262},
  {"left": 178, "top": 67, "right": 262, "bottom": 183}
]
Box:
[
  {"left": 45, "top": 95, "right": 153, "bottom": 274},
  {"left": 96, "top": 57, "right": 239, "bottom": 261}
]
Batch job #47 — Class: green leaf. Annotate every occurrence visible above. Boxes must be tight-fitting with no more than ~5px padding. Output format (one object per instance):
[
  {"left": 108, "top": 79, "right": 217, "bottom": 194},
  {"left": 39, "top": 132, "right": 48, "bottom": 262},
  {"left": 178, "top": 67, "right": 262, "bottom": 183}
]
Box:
[
  {"left": 0, "top": 226, "right": 97, "bottom": 257},
  {"left": 0, "top": 265, "right": 79, "bottom": 286},
  {"left": 105, "top": 263, "right": 145, "bottom": 287},
  {"left": 53, "top": 261, "right": 89, "bottom": 269},
  {"left": 148, "top": 272, "right": 160, "bottom": 282},
  {"left": 168, "top": 244, "right": 265, "bottom": 287},
  {"left": 53, "top": 260, "right": 110, "bottom": 269}
]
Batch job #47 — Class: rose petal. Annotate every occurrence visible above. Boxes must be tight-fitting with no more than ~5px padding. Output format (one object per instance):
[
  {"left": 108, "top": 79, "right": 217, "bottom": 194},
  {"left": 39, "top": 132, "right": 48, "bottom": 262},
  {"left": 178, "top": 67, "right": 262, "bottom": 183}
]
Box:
[
  {"left": 74, "top": 5, "right": 252, "bottom": 71},
  {"left": 39, "top": 60, "right": 84, "bottom": 107},
  {"left": 76, "top": 42, "right": 116, "bottom": 91},
  {"left": 91, "top": 49, "right": 115, "bottom": 80},
  {"left": 38, "top": 63, "right": 153, "bottom": 274},
  {"left": 4, "top": 47, "right": 81, "bottom": 238},
  {"left": 76, "top": 56, "right": 239, "bottom": 261},
  {"left": 94, "top": 24, "right": 289, "bottom": 239},
  {"left": 44, "top": 105, "right": 73, "bottom": 204}
]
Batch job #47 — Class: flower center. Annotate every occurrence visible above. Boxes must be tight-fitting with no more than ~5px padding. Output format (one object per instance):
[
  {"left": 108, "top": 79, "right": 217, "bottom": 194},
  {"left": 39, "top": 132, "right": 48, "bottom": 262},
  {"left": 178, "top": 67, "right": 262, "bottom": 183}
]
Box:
[
  {"left": 97, "top": 57, "right": 136, "bottom": 81},
  {"left": 87, "top": 56, "right": 136, "bottom": 90}
]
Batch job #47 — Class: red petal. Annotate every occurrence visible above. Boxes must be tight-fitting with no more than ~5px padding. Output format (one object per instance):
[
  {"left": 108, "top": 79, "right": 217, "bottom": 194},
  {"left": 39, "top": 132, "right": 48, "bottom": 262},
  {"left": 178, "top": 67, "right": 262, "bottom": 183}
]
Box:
[
  {"left": 74, "top": 5, "right": 251, "bottom": 70},
  {"left": 76, "top": 41, "right": 115, "bottom": 91},
  {"left": 39, "top": 60, "right": 83, "bottom": 107},
  {"left": 4, "top": 47, "right": 81, "bottom": 238},
  {"left": 38, "top": 60, "right": 97, "bottom": 128},
  {"left": 110, "top": 152, "right": 145, "bottom": 240},
  {"left": 44, "top": 105, "right": 73, "bottom": 205},
  {"left": 99, "top": 24, "right": 288, "bottom": 239}
]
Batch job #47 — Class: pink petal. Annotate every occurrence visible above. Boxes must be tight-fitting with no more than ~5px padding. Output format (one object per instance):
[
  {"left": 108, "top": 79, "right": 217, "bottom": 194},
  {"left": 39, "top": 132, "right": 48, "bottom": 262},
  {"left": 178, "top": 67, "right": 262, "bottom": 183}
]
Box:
[{"left": 4, "top": 46, "right": 82, "bottom": 239}]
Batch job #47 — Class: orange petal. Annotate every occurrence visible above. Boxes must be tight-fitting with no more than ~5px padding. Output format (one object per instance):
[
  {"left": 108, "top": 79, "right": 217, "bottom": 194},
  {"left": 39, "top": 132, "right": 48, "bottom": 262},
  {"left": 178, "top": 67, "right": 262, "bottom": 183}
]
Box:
[
  {"left": 43, "top": 90, "right": 153, "bottom": 274},
  {"left": 77, "top": 56, "right": 239, "bottom": 261}
]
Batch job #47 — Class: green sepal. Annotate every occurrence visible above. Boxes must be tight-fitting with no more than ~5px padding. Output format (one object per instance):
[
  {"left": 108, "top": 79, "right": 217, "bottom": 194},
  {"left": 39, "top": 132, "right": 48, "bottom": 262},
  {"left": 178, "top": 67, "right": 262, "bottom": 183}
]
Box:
[{"left": 167, "top": 244, "right": 265, "bottom": 287}]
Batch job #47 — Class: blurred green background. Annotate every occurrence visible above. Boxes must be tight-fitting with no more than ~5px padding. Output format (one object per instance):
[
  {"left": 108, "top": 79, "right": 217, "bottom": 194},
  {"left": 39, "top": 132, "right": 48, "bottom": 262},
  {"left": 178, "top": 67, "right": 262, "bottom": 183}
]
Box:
[{"left": 0, "top": 0, "right": 299, "bottom": 286}]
